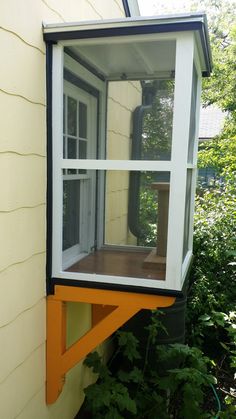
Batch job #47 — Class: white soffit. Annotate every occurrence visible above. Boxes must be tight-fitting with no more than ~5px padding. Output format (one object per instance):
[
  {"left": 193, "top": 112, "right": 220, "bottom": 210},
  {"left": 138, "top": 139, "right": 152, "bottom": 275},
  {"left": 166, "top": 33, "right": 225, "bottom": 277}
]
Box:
[{"left": 68, "top": 39, "right": 176, "bottom": 80}]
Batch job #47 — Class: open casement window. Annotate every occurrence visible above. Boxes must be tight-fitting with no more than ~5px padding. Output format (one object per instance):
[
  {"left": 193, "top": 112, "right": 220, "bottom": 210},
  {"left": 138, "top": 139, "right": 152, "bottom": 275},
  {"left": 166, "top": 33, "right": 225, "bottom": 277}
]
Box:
[{"left": 45, "top": 14, "right": 211, "bottom": 295}]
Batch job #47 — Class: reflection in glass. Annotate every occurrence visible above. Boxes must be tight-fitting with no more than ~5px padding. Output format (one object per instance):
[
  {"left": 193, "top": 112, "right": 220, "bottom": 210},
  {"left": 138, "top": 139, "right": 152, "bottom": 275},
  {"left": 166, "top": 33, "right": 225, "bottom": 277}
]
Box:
[
  {"left": 63, "top": 180, "right": 80, "bottom": 250},
  {"left": 79, "top": 140, "right": 87, "bottom": 159},
  {"left": 79, "top": 102, "right": 87, "bottom": 138},
  {"left": 183, "top": 170, "right": 192, "bottom": 260},
  {"left": 63, "top": 94, "right": 65, "bottom": 134},
  {"left": 106, "top": 79, "right": 174, "bottom": 160},
  {"left": 67, "top": 137, "right": 76, "bottom": 159},
  {"left": 141, "top": 80, "right": 174, "bottom": 161},
  {"left": 61, "top": 169, "right": 170, "bottom": 281},
  {"left": 188, "top": 65, "right": 198, "bottom": 163},
  {"left": 105, "top": 170, "right": 170, "bottom": 255},
  {"left": 68, "top": 97, "right": 77, "bottom": 136}
]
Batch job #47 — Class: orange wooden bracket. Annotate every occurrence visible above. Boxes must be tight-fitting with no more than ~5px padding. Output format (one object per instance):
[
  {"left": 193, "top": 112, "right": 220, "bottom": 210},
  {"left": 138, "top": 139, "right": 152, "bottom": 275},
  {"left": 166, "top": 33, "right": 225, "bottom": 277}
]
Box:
[{"left": 46, "top": 285, "right": 175, "bottom": 404}]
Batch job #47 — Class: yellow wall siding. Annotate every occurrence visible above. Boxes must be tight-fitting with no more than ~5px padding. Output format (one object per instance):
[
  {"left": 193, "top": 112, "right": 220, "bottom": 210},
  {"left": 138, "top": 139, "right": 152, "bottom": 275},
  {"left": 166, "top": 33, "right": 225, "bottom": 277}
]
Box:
[
  {"left": 0, "top": 92, "right": 46, "bottom": 155},
  {"left": 0, "top": 1, "right": 126, "bottom": 418},
  {"left": 0, "top": 30, "right": 45, "bottom": 104},
  {"left": 0, "top": 206, "right": 46, "bottom": 272},
  {"left": 0, "top": 154, "right": 46, "bottom": 211},
  {"left": 0, "top": 254, "right": 45, "bottom": 327},
  {"left": 16, "top": 363, "right": 96, "bottom": 419},
  {"left": 0, "top": 299, "right": 45, "bottom": 382},
  {"left": 0, "top": 0, "right": 61, "bottom": 50},
  {"left": 0, "top": 345, "right": 45, "bottom": 419}
]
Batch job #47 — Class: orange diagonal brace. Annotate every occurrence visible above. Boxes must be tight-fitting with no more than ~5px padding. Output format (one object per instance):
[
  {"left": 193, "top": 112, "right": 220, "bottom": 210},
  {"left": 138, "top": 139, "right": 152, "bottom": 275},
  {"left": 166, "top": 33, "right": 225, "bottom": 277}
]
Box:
[
  {"left": 46, "top": 285, "right": 175, "bottom": 404},
  {"left": 61, "top": 305, "right": 140, "bottom": 374}
]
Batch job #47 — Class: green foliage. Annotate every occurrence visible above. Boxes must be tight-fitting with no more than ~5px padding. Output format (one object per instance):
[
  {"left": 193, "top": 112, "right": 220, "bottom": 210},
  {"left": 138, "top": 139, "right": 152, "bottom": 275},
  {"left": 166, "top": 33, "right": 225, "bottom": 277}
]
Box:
[
  {"left": 138, "top": 174, "right": 157, "bottom": 246},
  {"left": 82, "top": 4, "right": 236, "bottom": 417},
  {"left": 142, "top": 80, "right": 174, "bottom": 161},
  {"left": 186, "top": 10, "right": 236, "bottom": 400},
  {"left": 198, "top": 136, "right": 236, "bottom": 180},
  {"left": 192, "top": 1, "right": 236, "bottom": 123},
  {"left": 83, "top": 323, "right": 217, "bottom": 419},
  {"left": 116, "top": 331, "right": 141, "bottom": 362},
  {"left": 84, "top": 351, "right": 137, "bottom": 418}
]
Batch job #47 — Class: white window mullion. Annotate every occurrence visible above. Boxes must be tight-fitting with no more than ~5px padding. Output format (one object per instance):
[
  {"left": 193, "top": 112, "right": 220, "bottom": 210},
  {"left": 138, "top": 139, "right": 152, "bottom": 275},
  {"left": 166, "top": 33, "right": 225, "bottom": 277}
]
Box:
[
  {"left": 166, "top": 34, "right": 194, "bottom": 289},
  {"left": 187, "top": 167, "right": 197, "bottom": 255},
  {"left": 60, "top": 159, "right": 172, "bottom": 172},
  {"left": 52, "top": 43, "right": 64, "bottom": 277},
  {"left": 193, "top": 45, "right": 202, "bottom": 165}
]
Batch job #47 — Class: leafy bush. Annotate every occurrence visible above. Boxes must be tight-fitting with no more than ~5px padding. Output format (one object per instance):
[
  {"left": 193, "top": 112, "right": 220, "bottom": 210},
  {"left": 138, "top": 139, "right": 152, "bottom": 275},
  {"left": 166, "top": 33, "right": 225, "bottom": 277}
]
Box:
[
  {"left": 83, "top": 315, "right": 217, "bottom": 419},
  {"left": 186, "top": 133, "right": 236, "bottom": 410}
]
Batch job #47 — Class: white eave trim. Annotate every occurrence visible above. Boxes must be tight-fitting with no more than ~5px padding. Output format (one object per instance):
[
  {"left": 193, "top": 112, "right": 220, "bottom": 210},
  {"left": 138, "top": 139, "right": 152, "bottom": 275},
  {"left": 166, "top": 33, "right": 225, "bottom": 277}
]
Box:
[{"left": 43, "top": 13, "right": 207, "bottom": 33}]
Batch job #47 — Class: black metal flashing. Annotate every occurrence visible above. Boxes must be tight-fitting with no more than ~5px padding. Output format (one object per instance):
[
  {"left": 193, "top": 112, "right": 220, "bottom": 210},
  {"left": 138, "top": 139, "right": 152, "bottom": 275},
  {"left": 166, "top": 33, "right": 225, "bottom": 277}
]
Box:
[
  {"left": 44, "top": 21, "right": 202, "bottom": 42},
  {"left": 122, "top": 0, "right": 131, "bottom": 17},
  {"left": 64, "top": 68, "right": 100, "bottom": 98},
  {"left": 49, "top": 277, "right": 185, "bottom": 298},
  {"left": 46, "top": 43, "right": 53, "bottom": 294}
]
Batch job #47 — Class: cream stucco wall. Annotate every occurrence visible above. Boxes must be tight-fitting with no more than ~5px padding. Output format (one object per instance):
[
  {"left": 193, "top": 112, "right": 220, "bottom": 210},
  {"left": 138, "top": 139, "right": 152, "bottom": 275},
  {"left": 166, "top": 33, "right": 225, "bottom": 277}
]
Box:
[{"left": 0, "top": 1, "right": 125, "bottom": 418}]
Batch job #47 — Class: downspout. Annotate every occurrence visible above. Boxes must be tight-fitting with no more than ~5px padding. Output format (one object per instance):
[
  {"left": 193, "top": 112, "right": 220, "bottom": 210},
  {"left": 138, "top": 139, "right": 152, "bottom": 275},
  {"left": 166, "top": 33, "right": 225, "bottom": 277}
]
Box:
[{"left": 128, "top": 104, "right": 152, "bottom": 239}]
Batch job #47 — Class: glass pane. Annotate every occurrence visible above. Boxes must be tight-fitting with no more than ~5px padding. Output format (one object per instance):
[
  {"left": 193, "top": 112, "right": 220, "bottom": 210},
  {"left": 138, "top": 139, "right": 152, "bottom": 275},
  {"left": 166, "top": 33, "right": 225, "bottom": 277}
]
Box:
[
  {"left": 79, "top": 140, "right": 87, "bottom": 174},
  {"left": 67, "top": 137, "right": 77, "bottom": 159},
  {"left": 188, "top": 65, "right": 198, "bottom": 163},
  {"left": 183, "top": 170, "right": 192, "bottom": 260},
  {"left": 79, "top": 102, "right": 87, "bottom": 138},
  {"left": 106, "top": 79, "right": 174, "bottom": 160},
  {"left": 79, "top": 140, "right": 87, "bottom": 159},
  {"left": 63, "top": 170, "right": 169, "bottom": 281},
  {"left": 104, "top": 170, "right": 170, "bottom": 280},
  {"left": 68, "top": 96, "right": 77, "bottom": 136},
  {"left": 105, "top": 170, "right": 170, "bottom": 249},
  {"left": 63, "top": 136, "right": 66, "bottom": 158},
  {"left": 63, "top": 94, "right": 65, "bottom": 134},
  {"left": 63, "top": 180, "right": 80, "bottom": 250}
]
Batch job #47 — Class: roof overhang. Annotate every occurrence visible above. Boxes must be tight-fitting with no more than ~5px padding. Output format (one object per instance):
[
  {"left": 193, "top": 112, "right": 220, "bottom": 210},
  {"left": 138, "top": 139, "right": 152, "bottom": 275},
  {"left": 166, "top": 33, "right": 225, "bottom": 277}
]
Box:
[
  {"left": 43, "top": 13, "right": 212, "bottom": 78},
  {"left": 122, "top": 0, "right": 140, "bottom": 17}
]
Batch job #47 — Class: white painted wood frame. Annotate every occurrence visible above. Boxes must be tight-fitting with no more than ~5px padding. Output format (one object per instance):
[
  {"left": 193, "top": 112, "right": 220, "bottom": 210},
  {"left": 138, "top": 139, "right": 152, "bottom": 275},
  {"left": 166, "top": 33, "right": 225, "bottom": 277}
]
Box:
[
  {"left": 51, "top": 32, "right": 201, "bottom": 292},
  {"left": 181, "top": 41, "right": 202, "bottom": 287},
  {"left": 52, "top": 44, "right": 64, "bottom": 279},
  {"left": 165, "top": 33, "right": 195, "bottom": 291}
]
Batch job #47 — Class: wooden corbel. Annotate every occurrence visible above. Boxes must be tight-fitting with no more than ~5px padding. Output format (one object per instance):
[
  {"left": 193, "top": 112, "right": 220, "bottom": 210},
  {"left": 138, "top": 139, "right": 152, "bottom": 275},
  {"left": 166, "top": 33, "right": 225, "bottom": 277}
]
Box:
[{"left": 46, "top": 285, "right": 175, "bottom": 404}]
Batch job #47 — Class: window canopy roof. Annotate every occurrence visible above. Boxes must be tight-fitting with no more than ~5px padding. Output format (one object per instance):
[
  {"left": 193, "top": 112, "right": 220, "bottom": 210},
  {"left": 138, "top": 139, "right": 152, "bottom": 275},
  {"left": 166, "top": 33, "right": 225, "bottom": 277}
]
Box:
[{"left": 43, "top": 13, "right": 212, "bottom": 80}]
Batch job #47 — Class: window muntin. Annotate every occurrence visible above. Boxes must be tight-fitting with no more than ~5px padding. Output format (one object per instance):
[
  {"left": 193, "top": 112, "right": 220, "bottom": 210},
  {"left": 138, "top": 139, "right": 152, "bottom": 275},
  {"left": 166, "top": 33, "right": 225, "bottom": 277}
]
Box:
[{"left": 63, "top": 84, "right": 91, "bottom": 176}]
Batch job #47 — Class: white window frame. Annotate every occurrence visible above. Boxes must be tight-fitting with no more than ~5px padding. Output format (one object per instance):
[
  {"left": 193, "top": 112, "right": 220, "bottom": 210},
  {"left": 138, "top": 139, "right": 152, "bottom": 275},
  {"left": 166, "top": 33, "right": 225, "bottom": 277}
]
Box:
[
  {"left": 181, "top": 41, "right": 202, "bottom": 287},
  {"left": 62, "top": 82, "right": 98, "bottom": 269},
  {"left": 51, "top": 32, "right": 199, "bottom": 292}
]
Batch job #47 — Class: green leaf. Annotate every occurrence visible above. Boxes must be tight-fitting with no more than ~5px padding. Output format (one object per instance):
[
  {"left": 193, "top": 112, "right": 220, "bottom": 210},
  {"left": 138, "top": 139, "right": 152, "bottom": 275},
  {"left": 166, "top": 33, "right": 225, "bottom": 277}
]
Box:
[{"left": 199, "top": 314, "right": 211, "bottom": 321}]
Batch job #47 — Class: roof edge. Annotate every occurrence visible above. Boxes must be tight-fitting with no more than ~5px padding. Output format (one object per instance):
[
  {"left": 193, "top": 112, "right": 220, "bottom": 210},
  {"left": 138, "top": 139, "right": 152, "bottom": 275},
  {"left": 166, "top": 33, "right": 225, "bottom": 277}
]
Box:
[{"left": 43, "top": 14, "right": 212, "bottom": 76}]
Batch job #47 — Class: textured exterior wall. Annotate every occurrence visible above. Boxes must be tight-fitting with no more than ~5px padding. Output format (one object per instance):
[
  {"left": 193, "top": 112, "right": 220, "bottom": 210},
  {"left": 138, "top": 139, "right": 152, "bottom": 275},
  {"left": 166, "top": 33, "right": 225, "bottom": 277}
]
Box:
[
  {"left": 0, "top": 1, "right": 125, "bottom": 418},
  {"left": 106, "top": 81, "right": 142, "bottom": 245}
]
